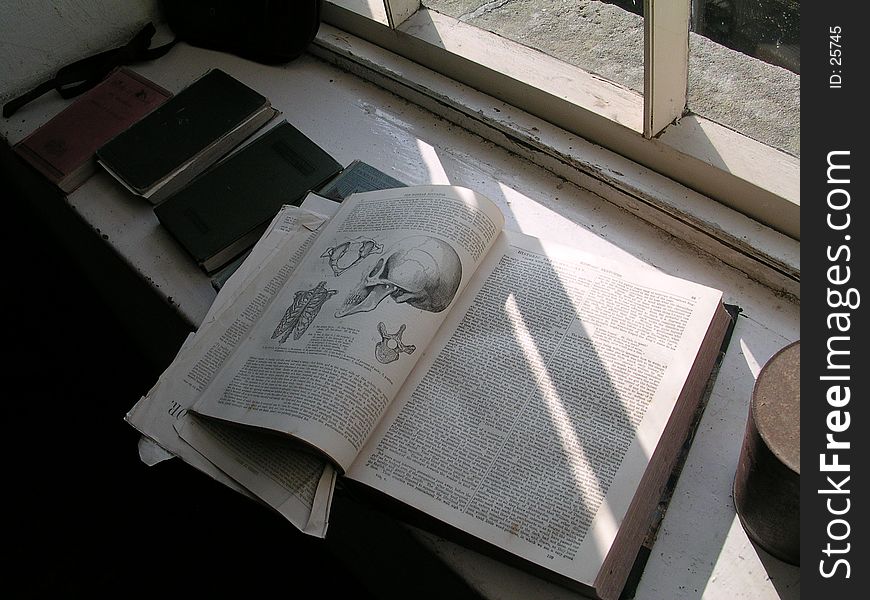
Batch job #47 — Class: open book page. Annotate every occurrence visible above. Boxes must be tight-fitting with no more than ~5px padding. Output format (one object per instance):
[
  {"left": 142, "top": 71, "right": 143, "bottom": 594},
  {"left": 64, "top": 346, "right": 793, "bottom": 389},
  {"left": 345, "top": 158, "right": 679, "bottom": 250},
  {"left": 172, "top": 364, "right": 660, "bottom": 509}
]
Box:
[
  {"left": 127, "top": 204, "right": 326, "bottom": 480},
  {"left": 126, "top": 205, "right": 336, "bottom": 536},
  {"left": 345, "top": 230, "right": 724, "bottom": 588},
  {"left": 190, "top": 186, "right": 506, "bottom": 471}
]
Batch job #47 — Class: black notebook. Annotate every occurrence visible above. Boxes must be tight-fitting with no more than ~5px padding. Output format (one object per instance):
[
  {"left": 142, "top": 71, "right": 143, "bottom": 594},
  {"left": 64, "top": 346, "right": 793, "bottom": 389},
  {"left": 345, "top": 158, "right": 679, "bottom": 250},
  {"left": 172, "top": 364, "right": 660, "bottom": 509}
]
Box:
[
  {"left": 97, "top": 68, "right": 276, "bottom": 204},
  {"left": 154, "top": 121, "right": 342, "bottom": 274}
]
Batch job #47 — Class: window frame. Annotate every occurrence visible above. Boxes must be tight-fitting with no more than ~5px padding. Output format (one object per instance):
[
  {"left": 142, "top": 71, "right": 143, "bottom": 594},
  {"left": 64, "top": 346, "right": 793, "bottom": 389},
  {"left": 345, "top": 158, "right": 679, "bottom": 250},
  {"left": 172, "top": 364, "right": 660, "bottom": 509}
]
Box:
[
  {"left": 644, "top": 0, "right": 690, "bottom": 138},
  {"left": 319, "top": 0, "right": 800, "bottom": 244}
]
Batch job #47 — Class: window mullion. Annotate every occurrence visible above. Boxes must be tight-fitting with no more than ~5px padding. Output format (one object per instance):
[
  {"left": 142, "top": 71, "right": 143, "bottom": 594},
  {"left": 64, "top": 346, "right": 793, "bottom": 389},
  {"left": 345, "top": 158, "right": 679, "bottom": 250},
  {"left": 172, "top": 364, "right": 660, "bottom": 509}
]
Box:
[
  {"left": 643, "top": 0, "right": 690, "bottom": 138},
  {"left": 383, "top": 0, "right": 421, "bottom": 29}
]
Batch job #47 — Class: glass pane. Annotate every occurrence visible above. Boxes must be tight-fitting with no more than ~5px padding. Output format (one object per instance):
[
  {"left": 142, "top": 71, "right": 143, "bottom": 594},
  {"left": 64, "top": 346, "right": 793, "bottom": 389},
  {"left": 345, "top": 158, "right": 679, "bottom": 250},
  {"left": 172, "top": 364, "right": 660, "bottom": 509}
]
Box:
[
  {"left": 692, "top": 0, "right": 798, "bottom": 72},
  {"left": 688, "top": 0, "right": 799, "bottom": 156},
  {"left": 422, "top": 1, "right": 645, "bottom": 96}
]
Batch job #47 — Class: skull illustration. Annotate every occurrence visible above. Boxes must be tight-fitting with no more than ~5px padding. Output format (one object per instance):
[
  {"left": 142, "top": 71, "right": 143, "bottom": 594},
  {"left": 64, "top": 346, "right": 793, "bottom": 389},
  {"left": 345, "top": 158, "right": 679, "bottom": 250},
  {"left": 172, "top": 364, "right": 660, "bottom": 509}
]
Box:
[{"left": 335, "top": 235, "right": 462, "bottom": 318}]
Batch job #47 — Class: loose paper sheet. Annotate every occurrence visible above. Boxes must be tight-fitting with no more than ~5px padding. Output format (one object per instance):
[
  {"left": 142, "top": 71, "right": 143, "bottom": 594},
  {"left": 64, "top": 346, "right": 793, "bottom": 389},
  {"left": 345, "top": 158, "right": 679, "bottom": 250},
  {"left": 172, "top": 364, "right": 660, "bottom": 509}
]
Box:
[{"left": 126, "top": 202, "right": 338, "bottom": 536}]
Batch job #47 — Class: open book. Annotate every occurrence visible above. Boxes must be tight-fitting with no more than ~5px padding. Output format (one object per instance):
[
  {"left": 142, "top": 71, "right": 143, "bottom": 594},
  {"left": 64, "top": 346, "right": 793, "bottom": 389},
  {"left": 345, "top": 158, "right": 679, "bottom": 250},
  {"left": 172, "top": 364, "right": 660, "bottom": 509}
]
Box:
[{"left": 132, "top": 185, "right": 731, "bottom": 599}]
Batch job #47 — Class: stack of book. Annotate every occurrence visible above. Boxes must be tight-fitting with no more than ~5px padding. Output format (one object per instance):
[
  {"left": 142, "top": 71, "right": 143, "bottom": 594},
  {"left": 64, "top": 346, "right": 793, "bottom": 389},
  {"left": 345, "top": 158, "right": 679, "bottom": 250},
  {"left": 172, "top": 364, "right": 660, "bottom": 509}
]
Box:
[
  {"left": 12, "top": 67, "right": 172, "bottom": 193},
  {"left": 152, "top": 120, "right": 343, "bottom": 274},
  {"left": 14, "top": 65, "right": 357, "bottom": 276},
  {"left": 209, "top": 160, "right": 407, "bottom": 289}
]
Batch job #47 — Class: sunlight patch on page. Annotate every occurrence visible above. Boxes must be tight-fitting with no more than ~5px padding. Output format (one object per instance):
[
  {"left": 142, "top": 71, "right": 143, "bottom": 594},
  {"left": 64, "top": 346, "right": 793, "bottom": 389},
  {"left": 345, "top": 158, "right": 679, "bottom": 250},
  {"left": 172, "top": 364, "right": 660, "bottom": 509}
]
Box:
[{"left": 503, "top": 293, "right": 620, "bottom": 554}]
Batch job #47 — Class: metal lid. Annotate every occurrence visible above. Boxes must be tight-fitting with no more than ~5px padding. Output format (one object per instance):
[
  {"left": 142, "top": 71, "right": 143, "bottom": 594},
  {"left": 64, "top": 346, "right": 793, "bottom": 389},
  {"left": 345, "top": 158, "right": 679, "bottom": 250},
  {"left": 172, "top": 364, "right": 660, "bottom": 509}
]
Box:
[{"left": 751, "top": 340, "right": 800, "bottom": 474}]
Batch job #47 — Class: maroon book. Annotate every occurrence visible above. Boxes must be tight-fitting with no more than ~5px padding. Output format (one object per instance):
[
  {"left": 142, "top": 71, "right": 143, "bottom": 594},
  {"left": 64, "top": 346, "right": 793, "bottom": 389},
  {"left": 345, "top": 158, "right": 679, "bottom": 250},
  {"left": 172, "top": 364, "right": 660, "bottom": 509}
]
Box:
[{"left": 13, "top": 67, "right": 171, "bottom": 193}]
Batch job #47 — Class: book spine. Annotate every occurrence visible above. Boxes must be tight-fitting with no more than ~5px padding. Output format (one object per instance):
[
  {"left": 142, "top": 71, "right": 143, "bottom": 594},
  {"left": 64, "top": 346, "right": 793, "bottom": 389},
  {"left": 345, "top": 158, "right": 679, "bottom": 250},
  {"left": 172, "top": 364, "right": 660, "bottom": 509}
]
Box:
[{"left": 13, "top": 142, "right": 66, "bottom": 183}]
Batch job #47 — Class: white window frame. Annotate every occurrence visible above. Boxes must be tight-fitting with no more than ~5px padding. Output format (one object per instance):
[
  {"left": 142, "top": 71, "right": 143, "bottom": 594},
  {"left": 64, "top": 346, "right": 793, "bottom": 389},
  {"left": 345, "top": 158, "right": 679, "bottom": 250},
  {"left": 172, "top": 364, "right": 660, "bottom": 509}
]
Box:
[
  {"left": 315, "top": 1, "right": 799, "bottom": 293},
  {"left": 644, "top": 0, "right": 689, "bottom": 139}
]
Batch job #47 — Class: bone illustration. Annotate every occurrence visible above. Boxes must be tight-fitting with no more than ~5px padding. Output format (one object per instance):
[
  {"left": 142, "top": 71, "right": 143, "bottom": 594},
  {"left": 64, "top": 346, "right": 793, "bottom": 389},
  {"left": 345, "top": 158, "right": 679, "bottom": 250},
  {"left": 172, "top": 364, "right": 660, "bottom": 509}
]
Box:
[
  {"left": 272, "top": 281, "right": 338, "bottom": 343},
  {"left": 335, "top": 235, "right": 462, "bottom": 318},
  {"left": 375, "top": 322, "right": 416, "bottom": 364},
  {"left": 320, "top": 237, "right": 384, "bottom": 276}
]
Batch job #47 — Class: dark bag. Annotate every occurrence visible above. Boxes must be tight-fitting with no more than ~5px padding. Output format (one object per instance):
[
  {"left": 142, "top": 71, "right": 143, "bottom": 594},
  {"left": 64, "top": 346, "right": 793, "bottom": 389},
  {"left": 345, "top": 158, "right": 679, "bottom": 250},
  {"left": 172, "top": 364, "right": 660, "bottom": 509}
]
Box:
[{"left": 161, "top": 0, "right": 323, "bottom": 65}]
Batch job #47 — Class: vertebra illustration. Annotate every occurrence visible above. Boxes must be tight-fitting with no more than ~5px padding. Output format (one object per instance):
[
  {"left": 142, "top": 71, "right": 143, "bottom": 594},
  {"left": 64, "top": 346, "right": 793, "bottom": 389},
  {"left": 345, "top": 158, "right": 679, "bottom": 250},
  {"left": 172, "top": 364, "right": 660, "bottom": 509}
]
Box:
[
  {"left": 375, "top": 322, "right": 416, "bottom": 364},
  {"left": 335, "top": 235, "right": 462, "bottom": 318},
  {"left": 272, "top": 281, "right": 338, "bottom": 343}
]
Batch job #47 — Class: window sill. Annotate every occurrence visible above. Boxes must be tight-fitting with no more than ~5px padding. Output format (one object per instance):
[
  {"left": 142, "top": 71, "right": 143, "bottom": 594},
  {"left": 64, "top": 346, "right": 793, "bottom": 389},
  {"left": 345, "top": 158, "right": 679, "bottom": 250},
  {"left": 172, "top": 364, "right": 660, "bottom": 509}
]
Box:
[
  {"left": 321, "top": 6, "right": 798, "bottom": 242},
  {"left": 312, "top": 13, "right": 799, "bottom": 299}
]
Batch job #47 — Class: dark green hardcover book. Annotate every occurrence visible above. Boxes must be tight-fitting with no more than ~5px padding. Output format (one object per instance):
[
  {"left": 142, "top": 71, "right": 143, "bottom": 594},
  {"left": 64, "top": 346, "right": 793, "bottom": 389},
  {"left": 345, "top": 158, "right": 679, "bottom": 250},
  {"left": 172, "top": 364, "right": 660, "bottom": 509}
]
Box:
[
  {"left": 317, "top": 159, "right": 406, "bottom": 200},
  {"left": 210, "top": 160, "right": 406, "bottom": 290},
  {"left": 97, "top": 68, "right": 276, "bottom": 204},
  {"left": 154, "top": 121, "right": 342, "bottom": 274}
]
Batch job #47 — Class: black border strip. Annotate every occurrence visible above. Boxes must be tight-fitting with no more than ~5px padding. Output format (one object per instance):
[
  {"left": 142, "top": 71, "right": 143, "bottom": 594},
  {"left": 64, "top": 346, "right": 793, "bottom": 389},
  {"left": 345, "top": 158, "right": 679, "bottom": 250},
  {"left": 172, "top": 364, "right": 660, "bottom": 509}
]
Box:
[{"left": 802, "top": 3, "right": 867, "bottom": 596}]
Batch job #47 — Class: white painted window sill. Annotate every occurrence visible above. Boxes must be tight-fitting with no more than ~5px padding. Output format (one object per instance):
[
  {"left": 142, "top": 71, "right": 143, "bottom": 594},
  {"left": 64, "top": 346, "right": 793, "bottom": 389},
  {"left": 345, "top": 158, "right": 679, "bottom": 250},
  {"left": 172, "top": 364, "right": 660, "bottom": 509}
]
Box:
[{"left": 311, "top": 19, "right": 799, "bottom": 300}]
